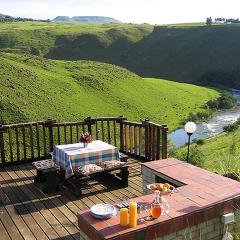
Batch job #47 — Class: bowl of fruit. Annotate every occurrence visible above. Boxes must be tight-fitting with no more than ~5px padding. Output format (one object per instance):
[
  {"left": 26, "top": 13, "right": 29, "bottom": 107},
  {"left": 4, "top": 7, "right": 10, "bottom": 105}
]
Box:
[{"left": 146, "top": 183, "right": 176, "bottom": 195}]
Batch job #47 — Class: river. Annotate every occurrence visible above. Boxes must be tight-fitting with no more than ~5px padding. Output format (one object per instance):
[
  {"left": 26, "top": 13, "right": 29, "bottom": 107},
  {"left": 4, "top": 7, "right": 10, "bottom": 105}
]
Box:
[{"left": 168, "top": 89, "right": 240, "bottom": 147}]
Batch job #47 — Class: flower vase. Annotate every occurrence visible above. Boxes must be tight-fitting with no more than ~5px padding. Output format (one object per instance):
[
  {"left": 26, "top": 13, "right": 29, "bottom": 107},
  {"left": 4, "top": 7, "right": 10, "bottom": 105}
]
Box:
[{"left": 83, "top": 142, "right": 88, "bottom": 148}]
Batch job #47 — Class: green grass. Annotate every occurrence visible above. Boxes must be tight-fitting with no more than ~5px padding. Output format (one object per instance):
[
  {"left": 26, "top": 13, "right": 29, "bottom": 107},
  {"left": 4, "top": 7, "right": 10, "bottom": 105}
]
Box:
[
  {"left": 0, "top": 53, "right": 218, "bottom": 130},
  {"left": 173, "top": 128, "right": 240, "bottom": 173},
  {"left": 1, "top": 21, "right": 240, "bottom": 87}
]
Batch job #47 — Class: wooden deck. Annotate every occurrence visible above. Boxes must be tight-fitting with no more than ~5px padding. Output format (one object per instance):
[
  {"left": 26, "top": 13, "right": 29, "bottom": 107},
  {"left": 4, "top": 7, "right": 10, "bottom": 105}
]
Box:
[{"left": 0, "top": 159, "right": 143, "bottom": 240}]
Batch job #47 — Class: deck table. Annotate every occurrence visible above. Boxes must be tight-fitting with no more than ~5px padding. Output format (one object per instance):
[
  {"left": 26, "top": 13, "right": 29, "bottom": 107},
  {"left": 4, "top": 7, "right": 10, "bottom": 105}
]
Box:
[{"left": 52, "top": 140, "right": 120, "bottom": 179}]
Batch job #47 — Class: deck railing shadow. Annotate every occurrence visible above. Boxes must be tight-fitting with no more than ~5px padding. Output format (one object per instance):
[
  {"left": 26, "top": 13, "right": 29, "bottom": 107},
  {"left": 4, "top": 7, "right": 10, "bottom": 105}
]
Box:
[
  {"left": 10, "top": 179, "right": 128, "bottom": 215},
  {"left": 0, "top": 175, "right": 34, "bottom": 184}
]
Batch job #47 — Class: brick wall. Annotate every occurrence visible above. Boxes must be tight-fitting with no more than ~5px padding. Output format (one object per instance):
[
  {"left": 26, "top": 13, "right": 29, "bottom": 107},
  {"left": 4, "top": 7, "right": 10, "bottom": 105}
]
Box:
[
  {"left": 154, "top": 211, "right": 240, "bottom": 240},
  {"left": 141, "top": 164, "right": 240, "bottom": 240},
  {"left": 79, "top": 211, "right": 240, "bottom": 240}
]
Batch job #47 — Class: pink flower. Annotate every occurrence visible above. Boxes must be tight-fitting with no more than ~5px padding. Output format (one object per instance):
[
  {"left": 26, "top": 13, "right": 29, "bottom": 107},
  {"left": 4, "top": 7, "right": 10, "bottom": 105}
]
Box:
[{"left": 79, "top": 132, "right": 93, "bottom": 143}]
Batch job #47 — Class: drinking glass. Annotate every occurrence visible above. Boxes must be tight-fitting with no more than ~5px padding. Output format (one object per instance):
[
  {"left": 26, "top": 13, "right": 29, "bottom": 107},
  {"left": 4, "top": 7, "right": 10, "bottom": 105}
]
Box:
[{"left": 161, "top": 197, "right": 170, "bottom": 216}]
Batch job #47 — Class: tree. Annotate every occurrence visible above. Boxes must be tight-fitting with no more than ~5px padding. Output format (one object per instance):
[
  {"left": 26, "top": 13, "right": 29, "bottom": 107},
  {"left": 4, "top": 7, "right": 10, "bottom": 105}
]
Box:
[{"left": 31, "top": 47, "right": 41, "bottom": 56}]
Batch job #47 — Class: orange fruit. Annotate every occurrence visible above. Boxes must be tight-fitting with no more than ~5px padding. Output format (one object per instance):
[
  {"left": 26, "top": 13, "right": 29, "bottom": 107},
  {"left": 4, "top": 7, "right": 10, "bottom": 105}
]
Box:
[
  {"left": 150, "top": 184, "right": 157, "bottom": 190},
  {"left": 163, "top": 183, "right": 171, "bottom": 190},
  {"left": 155, "top": 184, "right": 164, "bottom": 191},
  {"left": 162, "top": 187, "right": 168, "bottom": 192},
  {"left": 159, "top": 184, "right": 164, "bottom": 190}
]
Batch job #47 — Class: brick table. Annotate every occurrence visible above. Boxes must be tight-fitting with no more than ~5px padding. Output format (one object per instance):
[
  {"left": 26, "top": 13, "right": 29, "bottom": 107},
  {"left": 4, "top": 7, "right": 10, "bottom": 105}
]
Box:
[{"left": 77, "top": 158, "right": 240, "bottom": 240}]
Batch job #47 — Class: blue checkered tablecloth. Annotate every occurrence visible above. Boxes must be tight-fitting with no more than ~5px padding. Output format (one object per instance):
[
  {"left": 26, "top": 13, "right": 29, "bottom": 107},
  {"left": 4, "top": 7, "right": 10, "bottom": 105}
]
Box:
[{"left": 52, "top": 140, "right": 120, "bottom": 179}]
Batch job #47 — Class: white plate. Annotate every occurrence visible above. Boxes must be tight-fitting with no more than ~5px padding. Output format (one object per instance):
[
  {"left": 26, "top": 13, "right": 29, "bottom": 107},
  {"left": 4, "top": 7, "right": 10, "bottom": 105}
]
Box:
[{"left": 90, "top": 204, "right": 116, "bottom": 217}]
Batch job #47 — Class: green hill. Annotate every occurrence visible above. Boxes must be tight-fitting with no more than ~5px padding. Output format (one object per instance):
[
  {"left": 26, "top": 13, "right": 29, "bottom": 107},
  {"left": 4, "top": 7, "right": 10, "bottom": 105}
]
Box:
[
  {"left": 1, "top": 22, "right": 240, "bottom": 87},
  {"left": 52, "top": 16, "right": 121, "bottom": 24},
  {"left": 0, "top": 53, "right": 218, "bottom": 130},
  {"left": 53, "top": 16, "right": 73, "bottom": 22}
]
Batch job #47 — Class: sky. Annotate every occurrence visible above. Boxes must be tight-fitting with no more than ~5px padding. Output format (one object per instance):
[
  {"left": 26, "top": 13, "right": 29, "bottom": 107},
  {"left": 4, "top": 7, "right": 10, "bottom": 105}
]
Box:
[{"left": 0, "top": 0, "right": 240, "bottom": 24}]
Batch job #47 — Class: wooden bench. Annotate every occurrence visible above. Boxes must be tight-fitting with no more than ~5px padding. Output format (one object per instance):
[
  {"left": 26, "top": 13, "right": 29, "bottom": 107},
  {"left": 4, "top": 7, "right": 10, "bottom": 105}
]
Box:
[
  {"left": 74, "top": 161, "right": 129, "bottom": 197},
  {"left": 120, "top": 152, "right": 129, "bottom": 162},
  {"left": 32, "top": 159, "right": 59, "bottom": 194}
]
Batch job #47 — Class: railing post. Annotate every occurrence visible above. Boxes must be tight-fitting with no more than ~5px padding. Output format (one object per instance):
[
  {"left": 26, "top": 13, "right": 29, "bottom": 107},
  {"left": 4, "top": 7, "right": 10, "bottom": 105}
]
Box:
[
  {"left": 142, "top": 119, "right": 150, "bottom": 160},
  {"left": 0, "top": 124, "right": 6, "bottom": 164},
  {"left": 45, "top": 119, "right": 56, "bottom": 152},
  {"left": 84, "top": 117, "right": 93, "bottom": 135},
  {"left": 118, "top": 116, "right": 126, "bottom": 152},
  {"left": 162, "top": 125, "right": 168, "bottom": 159}
]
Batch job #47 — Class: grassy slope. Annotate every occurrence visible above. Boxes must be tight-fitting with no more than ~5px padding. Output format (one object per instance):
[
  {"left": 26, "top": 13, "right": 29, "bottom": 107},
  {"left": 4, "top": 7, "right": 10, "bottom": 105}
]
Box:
[
  {"left": 1, "top": 22, "right": 240, "bottom": 86},
  {"left": 197, "top": 130, "right": 240, "bottom": 171},
  {"left": 0, "top": 53, "right": 218, "bottom": 130},
  {"left": 0, "top": 22, "right": 154, "bottom": 57},
  {"left": 174, "top": 128, "right": 240, "bottom": 173}
]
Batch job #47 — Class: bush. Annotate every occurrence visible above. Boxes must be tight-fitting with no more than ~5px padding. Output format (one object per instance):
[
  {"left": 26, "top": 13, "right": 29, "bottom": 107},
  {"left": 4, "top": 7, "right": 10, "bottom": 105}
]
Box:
[
  {"left": 192, "top": 138, "right": 205, "bottom": 145},
  {"left": 236, "top": 117, "right": 240, "bottom": 125},
  {"left": 188, "top": 111, "right": 212, "bottom": 122},
  {"left": 206, "top": 91, "right": 236, "bottom": 110},
  {"left": 173, "top": 146, "right": 205, "bottom": 168},
  {"left": 216, "top": 153, "right": 240, "bottom": 180},
  {"left": 206, "top": 99, "right": 218, "bottom": 109},
  {"left": 31, "top": 47, "right": 41, "bottom": 56},
  {"left": 185, "top": 147, "right": 205, "bottom": 167},
  {"left": 223, "top": 123, "right": 239, "bottom": 132}
]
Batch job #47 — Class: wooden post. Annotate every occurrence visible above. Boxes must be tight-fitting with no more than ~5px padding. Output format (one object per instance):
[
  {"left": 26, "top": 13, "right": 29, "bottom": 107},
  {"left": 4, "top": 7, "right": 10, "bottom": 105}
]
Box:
[
  {"left": 142, "top": 119, "right": 150, "bottom": 160},
  {"left": 85, "top": 117, "right": 92, "bottom": 135},
  {"left": 118, "top": 116, "right": 125, "bottom": 152},
  {"left": 45, "top": 119, "right": 56, "bottom": 152},
  {"left": 156, "top": 127, "right": 161, "bottom": 160},
  {"left": 0, "top": 124, "right": 6, "bottom": 164},
  {"left": 162, "top": 125, "right": 168, "bottom": 159}
]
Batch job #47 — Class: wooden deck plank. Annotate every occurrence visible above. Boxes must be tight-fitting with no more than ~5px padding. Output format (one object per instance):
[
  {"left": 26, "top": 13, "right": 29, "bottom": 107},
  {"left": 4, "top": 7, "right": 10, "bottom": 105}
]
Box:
[
  {"left": 9, "top": 166, "right": 62, "bottom": 240},
  {"left": 0, "top": 168, "right": 49, "bottom": 240},
  {"left": 0, "top": 158, "right": 144, "bottom": 240},
  {"left": 0, "top": 219, "right": 11, "bottom": 240},
  {"left": 0, "top": 185, "right": 36, "bottom": 240},
  {"left": 0, "top": 176, "right": 25, "bottom": 240},
  {"left": 0, "top": 171, "right": 36, "bottom": 240},
  {"left": 25, "top": 165, "right": 86, "bottom": 222},
  {"left": 17, "top": 164, "right": 79, "bottom": 240}
]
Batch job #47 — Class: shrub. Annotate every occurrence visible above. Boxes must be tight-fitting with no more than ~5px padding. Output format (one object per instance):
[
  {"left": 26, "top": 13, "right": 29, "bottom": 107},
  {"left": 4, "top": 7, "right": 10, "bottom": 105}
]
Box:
[
  {"left": 192, "top": 138, "right": 205, "bottom": 145},
  {"left": 206, "top": 99, "right": 218, "bottom": 109},
  {"left": 218, "top": 91, "right": 236, "bottom": 109},
  {"left": 223, "top": 123, "right": 239, "bottom": 132},
  {"left": 216, "top": 153, "right": 240, "bottom": 180},
  {"left": 236, "top": 117, "right": 240, "bottom": 125},
  {"left": 188, "top": 111, "right": 212, "bottom": 122},
  {"left": 173, "top": 146, "right": 205, "bottom": 168},
  {"left": 31, "top": 47, "right": 41, "bottom": 56},
  {"left": 206, "top": 91, "right": 236, "bottom": 110}
]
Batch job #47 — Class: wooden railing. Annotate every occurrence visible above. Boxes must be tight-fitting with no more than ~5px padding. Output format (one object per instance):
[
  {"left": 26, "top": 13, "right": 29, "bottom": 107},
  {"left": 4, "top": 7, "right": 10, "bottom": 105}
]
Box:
[{"left": 0, "top": 116, "right": 168, "bottom": 166}]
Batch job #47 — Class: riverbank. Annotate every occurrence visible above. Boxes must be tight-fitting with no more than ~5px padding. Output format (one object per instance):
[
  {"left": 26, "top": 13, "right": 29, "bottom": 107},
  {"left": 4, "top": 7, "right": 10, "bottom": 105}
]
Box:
[
  {"left": 169, "top": 89, "right": 240, "bottom": 147},
  {"left": 169, "top": 89, "right": 240, "bottom": 180}
]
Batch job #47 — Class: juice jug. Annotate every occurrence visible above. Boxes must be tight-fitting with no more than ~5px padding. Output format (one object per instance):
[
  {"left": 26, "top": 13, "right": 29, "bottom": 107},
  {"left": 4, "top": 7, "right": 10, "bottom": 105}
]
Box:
[{"left": 151, "top": 190, "right": 162, "bottom": 218}]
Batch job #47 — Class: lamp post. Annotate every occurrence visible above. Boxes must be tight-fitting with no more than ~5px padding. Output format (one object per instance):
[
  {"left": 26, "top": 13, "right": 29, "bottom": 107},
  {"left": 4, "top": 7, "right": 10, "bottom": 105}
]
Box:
[{"left": 184, "top": 122, "right": 197, "bottom": 162}]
